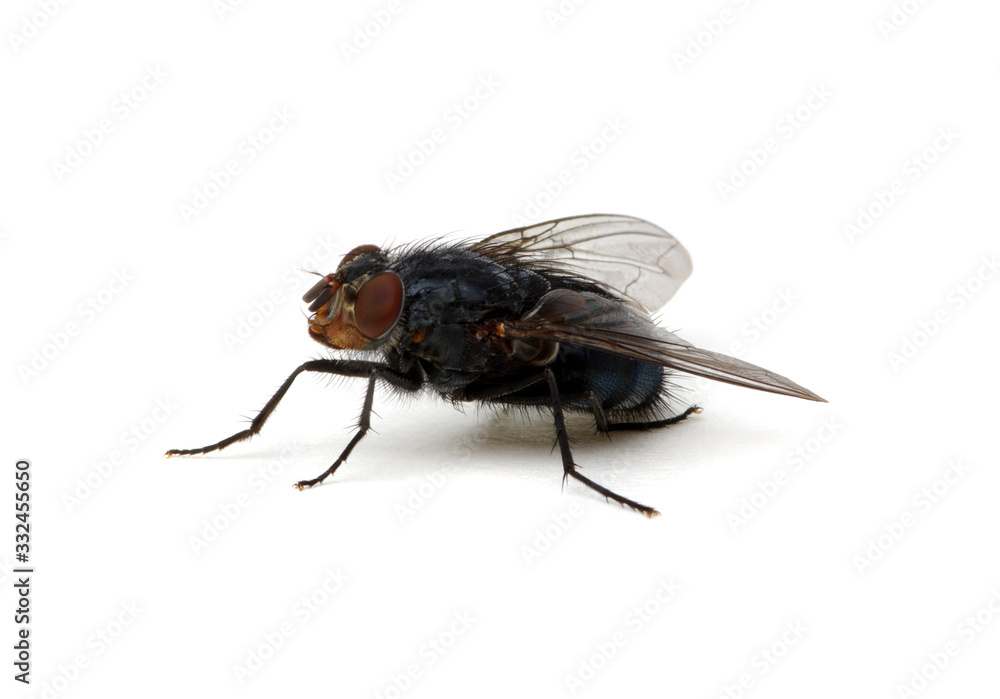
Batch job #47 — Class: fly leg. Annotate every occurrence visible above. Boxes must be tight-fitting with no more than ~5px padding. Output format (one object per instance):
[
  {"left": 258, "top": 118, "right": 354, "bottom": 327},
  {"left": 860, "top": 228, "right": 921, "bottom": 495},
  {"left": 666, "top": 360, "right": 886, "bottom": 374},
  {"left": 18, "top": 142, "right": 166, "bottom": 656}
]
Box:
[
  {"left": 546, "top": 369, "right": 659, "bottom": 518},
  {"left": 587, "top": 391, "right": 701, "bottom": 433},
  {"left": 293, "top": 374, "right": 378, "bottom": 490},
  {"left": 165, "top": 359, "right": 420, "bottom": 457}
]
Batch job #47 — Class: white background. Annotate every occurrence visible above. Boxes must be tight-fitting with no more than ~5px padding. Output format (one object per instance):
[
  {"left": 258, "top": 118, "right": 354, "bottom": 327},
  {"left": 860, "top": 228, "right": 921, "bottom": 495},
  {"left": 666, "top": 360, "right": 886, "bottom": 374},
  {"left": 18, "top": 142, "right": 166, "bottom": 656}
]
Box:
[{"left": 2, "top": 0, "right": 999, "bottom": 697}]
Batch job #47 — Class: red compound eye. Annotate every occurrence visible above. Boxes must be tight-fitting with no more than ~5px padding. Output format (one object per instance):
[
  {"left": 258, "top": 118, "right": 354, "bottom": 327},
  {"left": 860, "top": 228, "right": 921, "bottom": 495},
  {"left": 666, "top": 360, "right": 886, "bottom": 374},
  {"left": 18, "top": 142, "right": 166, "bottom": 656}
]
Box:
[{"left": 354, "top": 272, "right": 403, "bottom": 339}]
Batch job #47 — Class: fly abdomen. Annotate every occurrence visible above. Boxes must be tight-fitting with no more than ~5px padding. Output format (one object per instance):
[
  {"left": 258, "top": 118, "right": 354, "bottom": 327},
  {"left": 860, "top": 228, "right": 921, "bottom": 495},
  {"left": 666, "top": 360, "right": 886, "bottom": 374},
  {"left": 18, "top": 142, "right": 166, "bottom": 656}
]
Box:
[{"left": 584, "top": 349, "right": 665, "bottom": 413}]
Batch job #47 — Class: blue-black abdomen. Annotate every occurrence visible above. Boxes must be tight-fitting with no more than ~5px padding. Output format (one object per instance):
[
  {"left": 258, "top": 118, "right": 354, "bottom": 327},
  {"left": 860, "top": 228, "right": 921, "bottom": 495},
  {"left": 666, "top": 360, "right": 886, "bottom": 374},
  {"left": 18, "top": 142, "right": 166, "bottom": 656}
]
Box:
[
  {"left": 584, "top": 349, "right": 664, "bottom": 412},
  {"left": 542, "top": 345, "right": 664, "bottom": 414}
]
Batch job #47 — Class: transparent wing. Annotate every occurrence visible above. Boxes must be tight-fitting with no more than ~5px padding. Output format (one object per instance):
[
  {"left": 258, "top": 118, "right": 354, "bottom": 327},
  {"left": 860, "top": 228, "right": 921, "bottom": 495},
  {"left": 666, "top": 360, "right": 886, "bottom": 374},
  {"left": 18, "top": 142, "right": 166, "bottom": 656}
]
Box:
[
  {"left": 471, "top": 214, "right": 692, "bottom": 313},
  {"left": 506, "top": 289, "right": 826, "bottom": 402}
]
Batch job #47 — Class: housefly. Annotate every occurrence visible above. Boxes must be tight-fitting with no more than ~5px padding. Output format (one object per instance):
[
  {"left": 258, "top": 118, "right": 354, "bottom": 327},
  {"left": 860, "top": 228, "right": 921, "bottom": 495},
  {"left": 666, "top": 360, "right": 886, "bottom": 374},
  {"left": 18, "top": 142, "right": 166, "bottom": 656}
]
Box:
[{"left": 167, "top": 214, "right": 825, "bottom": 517}]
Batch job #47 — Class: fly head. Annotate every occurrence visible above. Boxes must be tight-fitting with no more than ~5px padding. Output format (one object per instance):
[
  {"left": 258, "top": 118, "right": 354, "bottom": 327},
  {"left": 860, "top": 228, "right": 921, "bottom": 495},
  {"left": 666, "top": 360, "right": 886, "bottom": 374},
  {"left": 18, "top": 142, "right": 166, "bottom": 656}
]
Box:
[{"left": 303, "top": 245, "right": 404, "bottom": 350}]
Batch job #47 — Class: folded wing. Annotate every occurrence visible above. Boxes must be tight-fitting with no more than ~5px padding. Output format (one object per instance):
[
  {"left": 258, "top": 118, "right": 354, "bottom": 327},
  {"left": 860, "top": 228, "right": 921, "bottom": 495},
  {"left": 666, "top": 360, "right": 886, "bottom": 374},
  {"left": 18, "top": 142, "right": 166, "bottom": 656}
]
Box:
[{"left": 505, "top": 289, "right": 825, "bottom": 402}]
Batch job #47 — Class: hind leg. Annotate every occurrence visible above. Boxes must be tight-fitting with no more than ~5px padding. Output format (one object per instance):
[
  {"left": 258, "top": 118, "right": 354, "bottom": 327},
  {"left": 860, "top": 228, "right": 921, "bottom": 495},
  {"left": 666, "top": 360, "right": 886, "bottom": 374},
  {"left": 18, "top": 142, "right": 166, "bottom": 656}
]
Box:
[{"left": 587, "top": 391, "right": 701, "bottom": 433}]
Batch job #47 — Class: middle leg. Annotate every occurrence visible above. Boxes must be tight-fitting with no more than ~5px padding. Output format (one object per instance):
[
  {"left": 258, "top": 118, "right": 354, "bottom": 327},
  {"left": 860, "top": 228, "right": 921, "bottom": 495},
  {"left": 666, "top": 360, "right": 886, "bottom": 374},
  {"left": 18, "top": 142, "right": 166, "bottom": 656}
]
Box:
[{"left": 546, "top": 369, "right": 659, "bottom": 518}]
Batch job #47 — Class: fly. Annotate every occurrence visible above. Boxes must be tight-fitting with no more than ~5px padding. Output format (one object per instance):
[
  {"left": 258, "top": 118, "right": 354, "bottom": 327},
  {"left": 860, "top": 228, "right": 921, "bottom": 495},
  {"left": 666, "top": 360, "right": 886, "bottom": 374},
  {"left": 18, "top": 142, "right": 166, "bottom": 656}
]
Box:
[{"left": 166, "top": 214, "right": 825, "bottom": 517}]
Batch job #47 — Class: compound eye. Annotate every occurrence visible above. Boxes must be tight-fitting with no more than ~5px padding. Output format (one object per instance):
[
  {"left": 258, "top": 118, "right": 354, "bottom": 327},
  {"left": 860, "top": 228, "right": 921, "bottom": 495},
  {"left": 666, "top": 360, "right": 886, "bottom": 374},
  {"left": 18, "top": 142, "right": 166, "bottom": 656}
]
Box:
[{"left": 354, "top": 272, "right": 403, "bottom": 339}]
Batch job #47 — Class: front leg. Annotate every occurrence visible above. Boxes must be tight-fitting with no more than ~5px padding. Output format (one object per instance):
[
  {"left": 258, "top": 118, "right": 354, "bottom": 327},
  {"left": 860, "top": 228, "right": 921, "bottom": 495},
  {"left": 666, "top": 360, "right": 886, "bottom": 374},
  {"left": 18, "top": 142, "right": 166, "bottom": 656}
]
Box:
[
  {"left": 166, "top": 359, "right": 420, "bottom": 457},
  {"left": 293, "top": 374, "right": 376, "bottom": 490}
]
